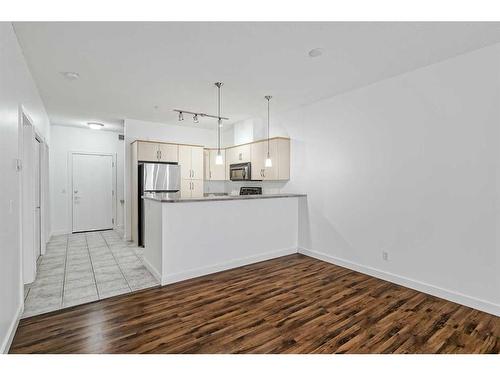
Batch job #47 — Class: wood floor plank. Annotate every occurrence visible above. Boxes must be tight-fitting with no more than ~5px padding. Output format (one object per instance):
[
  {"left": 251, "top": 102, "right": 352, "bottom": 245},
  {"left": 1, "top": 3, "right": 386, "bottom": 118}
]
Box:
[{"left": 9, "top": 254, "right": 500, "bottom": 354}]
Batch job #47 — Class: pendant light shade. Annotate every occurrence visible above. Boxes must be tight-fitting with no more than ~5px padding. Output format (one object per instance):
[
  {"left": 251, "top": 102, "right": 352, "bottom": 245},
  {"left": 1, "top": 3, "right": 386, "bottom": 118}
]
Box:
[
  {"left": 215, "top": 151, "right": 223, "bottom": 165},
  {"left": 265, "top": 95, "right": 272, "bottom": 167}
]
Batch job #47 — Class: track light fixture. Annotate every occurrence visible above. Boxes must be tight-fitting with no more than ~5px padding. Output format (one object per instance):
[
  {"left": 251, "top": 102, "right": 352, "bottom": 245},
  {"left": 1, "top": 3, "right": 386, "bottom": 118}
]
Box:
[
  {"left": 193, "top": 114, "right": 199, "bottom": 123},
  {"left": 178, "top": 111, "right": 184, "bottom": 121}
]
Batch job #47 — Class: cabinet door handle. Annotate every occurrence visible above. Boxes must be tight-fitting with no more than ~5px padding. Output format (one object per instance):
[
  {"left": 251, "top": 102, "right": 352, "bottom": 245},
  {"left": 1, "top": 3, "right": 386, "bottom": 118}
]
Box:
[
  {"left": 159, "top": 150, "right": 162, "bottom": 160},
  {"left": 156, "top": 150, "right": 159, "bottom": 160},
  {"left": 209, "top": 171, "right": 212, "bottom": 179},
  {"left": 192, "top": 169, "right": 195, "bottom": 178}
]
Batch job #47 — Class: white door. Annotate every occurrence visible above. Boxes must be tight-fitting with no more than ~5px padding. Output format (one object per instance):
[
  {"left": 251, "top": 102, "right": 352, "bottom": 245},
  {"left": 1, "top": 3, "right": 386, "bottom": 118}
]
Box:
[
  {"left": 72, "top": 153, "right": 114, "bottom": 232},
  {"left": 33, "top": 138, "right": 41, "bottom": 260}
]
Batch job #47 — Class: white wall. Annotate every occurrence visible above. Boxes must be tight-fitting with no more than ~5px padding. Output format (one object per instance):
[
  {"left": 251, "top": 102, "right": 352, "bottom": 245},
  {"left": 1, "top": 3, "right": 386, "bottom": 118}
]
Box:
[
  {"left": 124, "top": 118, "right": 217, "bottom": 239},
  {"left": 277, "top": 44, "right": 500, "bottom": 315},
  {"left": 0, "top": 23, "right": 50, "bottom": 352},
  {"left": 50, "top": 125, "right": 125, "bottom": 236}
]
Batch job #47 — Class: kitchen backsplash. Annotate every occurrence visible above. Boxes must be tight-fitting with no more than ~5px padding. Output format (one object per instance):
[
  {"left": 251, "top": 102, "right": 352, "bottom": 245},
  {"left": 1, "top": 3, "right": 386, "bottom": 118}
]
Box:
[{"left": 204, "top": 180, "right": 288, "bottom": 195}]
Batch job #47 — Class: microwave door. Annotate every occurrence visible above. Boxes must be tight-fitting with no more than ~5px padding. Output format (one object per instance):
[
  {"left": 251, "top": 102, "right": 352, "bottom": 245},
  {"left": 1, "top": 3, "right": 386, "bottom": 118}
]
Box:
[{"left": 232, "top": 168, "right": 244, "bottom": 181}]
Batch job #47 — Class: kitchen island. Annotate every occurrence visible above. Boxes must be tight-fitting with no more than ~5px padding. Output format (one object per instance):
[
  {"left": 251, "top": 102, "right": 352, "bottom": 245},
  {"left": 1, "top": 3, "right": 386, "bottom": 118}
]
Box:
[{"left": 142, "top": 193, "right": 306, "bottom": 285}]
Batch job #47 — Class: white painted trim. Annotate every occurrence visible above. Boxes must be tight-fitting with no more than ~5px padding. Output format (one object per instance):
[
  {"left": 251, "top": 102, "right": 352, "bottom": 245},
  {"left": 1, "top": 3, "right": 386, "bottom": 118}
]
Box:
[
  {"left": 142, "top": 256, "right": 161, "bottom": 283},
  {"left": 162, "top": 247, "right": 298, "bottom": 285},
  {"left": 1, "top": 302, "right": 23, "bottom": 354},
  {"left": 50, "top": 229, "right": 70, "bottom": 237},
  {"left": 299, "top": 247, "right": 500, "bottom": 317}
]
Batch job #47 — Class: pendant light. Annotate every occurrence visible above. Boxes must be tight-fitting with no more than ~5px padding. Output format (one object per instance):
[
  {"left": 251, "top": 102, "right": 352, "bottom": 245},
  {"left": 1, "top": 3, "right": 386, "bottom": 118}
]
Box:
[
  {"left": 215, "top": 82, "right": 224, "bottom": 165},
  {"left": 265, "top": 95, "right": 272, "bottom": 167}
]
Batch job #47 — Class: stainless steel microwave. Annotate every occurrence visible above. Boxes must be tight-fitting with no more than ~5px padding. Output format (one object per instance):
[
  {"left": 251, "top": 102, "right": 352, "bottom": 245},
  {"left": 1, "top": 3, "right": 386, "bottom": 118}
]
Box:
[{"left": 229, "top": 162, "right": 252, "bottom": 181}]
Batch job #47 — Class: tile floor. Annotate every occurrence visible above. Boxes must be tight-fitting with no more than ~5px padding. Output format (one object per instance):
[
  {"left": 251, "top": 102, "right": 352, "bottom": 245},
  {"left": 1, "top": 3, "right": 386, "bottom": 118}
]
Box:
[{"left": 23, "top": 230, "right": 159, "bottom": 318}]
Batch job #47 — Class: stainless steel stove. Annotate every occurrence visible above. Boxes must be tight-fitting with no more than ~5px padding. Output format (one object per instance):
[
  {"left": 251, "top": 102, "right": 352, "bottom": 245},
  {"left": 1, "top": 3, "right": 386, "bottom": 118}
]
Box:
[{"left": 240, "top": 186, "right": 262, "bottom": 195}]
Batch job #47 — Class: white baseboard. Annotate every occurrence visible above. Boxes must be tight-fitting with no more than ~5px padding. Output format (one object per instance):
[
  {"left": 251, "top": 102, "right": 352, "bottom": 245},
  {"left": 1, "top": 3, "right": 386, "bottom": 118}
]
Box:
[
  {"left": 162, "top": 247, "right": 298, "bottom": 285},
  {"left": 1, "top": 302, "right": 23, "bottom": 354},
  {"left": 142, "top": 257, "right": 161, "bottom": 283},
  {"left": 299, "top": 248, "right": 500, "bottom": 317},
  {"left": 50, "top": 229, "right": 69, "bottom": 237}
]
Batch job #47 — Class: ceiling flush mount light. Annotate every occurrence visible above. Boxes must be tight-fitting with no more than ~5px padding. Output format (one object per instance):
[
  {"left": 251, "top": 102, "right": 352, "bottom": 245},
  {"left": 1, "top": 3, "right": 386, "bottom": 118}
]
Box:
[
  {"left": 308, "top": 48, "right": 323, "bottom": 58},
  {"left": 193, "top": 114, "right": 199, "bottom": 123},
  {"left": 178, "top": 111, "right": 184, "bottom": 121},
  {"left": 61, "top": 71, "right": 80, "bottom": 80},
  {"left": 215, "top": 82, "right": 224, "bottom": 165},
  {"left": 264, "top": 95, "right": 273, "bottom": 168},
  {"left": 88, "top": 122, "right": 104, "bottom": 130}
]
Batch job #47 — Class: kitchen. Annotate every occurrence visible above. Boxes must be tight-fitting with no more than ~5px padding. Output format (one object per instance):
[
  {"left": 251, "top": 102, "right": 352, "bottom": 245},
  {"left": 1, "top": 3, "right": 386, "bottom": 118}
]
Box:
[
  {"left": 127, "top": 85, "right": 304, "bottom": 284},
  {"left": 2, "top": 20, "right": 499, "bottom": 357}
]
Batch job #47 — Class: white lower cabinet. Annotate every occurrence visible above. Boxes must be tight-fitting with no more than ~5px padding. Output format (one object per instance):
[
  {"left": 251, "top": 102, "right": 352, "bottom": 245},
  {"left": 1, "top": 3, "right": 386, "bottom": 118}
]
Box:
[{"left": 181, "top": 179, "right": 203, "bottom": 198}]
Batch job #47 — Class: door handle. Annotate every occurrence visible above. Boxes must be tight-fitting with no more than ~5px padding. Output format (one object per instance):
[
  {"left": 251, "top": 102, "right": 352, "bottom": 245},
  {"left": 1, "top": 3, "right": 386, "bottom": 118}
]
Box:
[{"left": 159, "top": 150, "right": 162, "bottom": 160}]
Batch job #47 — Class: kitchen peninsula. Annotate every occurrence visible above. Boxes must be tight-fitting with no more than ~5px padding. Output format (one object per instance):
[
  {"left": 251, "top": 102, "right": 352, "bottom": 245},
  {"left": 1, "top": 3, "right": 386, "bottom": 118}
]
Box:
[{"left": 142, "top": 193, "right": 306, "bottom": 285}]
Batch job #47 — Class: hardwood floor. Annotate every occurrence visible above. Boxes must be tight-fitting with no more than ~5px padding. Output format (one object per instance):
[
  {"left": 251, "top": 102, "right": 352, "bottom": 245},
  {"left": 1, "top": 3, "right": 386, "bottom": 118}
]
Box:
[{"left": 10, "top": 254, "right": 499, "bottom": 354}]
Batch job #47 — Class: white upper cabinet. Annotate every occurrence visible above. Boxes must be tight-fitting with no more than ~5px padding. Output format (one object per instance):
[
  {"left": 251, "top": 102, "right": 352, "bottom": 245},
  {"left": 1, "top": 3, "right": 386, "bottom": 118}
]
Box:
[
  {"left": 137, "top": 142, "right": 159, "bottom": 162},
  {"left": 206, "top": 149, "right": 226, "bottom": 181},
  {"left": 226, "top": 144, "right": 251, "bottom": 178},
  {"left": 158, "top": 143, "right": 178, "bottom": 163},
  {"left": 190, "top": 146, "right": 204, "bottom": 180},
  {"left": 251, "top": 139, "right": 278, "bottom": 180},
  {"left": 203, "top": 149, "right": 210, "bottom": 180},
  {"left": 277, "top": 138, "right": 290, "bottom": 180},
  {"left": 137, "top": 141, "right": 178, "bottom": 163},
  {"left": 179, "top": 145, "right": 204, "bottom": 180}
]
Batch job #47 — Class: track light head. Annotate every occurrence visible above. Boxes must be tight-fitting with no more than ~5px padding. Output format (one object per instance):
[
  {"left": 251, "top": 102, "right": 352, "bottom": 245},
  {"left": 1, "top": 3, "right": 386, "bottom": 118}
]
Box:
[
  {"left": 193, "top": 114, "right": 199, "bottom": 123},
  {"left": 178, "top": 112, "right": 184, "bottom": 121}
]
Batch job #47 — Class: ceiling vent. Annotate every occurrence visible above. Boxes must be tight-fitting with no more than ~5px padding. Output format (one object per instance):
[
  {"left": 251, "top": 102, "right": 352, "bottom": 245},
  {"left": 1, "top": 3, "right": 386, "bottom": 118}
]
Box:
[{"left": 118, "top": 134, "right": 124, "bottom": 140}]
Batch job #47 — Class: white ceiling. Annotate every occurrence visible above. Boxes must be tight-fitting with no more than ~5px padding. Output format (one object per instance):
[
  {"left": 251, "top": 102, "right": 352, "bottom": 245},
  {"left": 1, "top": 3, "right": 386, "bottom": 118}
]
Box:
[{"left": 13, "top": 22, "right": 500, "bottom": 132}]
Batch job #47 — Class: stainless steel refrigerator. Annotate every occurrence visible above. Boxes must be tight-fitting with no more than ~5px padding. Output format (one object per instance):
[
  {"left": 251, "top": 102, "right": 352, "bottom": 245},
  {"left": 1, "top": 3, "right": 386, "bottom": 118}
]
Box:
[{"left": 138, "top": 162, "right": 180, "bottom": 246}]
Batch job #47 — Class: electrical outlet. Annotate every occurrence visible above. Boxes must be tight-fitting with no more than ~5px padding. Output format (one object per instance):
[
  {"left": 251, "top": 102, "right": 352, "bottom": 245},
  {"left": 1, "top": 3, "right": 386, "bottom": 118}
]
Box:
[{"left": 382, "top": 251, "right": 389, "bottom": 261}]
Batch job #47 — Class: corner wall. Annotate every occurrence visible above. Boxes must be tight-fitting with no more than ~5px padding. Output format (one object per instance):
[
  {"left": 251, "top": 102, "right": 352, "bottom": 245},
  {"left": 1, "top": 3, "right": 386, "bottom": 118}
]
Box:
[
  {"left": 49, "top": 125, "right": 125, "bottom": 236},
  {"left": 0, "top": 23, "right": 50, "bottom": 352},
  {"left": 281, "top": 44, "right": 499, "bottom": 315},
  {"left": 230, "top": 44, "right": 500, "bottom": 315}
]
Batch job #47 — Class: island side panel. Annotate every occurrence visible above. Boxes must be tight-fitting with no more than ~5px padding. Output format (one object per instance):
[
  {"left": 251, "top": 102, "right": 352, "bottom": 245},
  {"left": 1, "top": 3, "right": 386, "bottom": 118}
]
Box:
[
  {"left": 160, "top": 197, "right": 299, "bottom": 284},
  {"left": 143, "top": 198, "right": 163, "bottom": 282}
]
